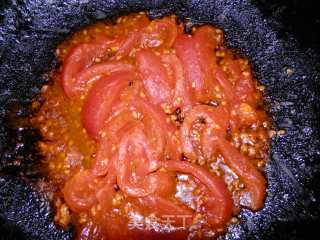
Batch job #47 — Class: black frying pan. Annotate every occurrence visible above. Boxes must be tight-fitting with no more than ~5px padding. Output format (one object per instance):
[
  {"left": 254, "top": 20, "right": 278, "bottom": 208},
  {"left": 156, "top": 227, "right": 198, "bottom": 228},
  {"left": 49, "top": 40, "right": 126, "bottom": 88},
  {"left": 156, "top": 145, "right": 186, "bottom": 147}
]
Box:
[{"left": 0, "top": 1, "right": 319, "bottom": 239}]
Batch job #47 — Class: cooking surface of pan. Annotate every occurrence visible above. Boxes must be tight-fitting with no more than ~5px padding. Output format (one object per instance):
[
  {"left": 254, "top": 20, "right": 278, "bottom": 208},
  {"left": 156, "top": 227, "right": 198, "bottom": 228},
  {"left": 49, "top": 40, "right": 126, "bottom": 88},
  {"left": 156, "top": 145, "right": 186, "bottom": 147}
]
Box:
[{"left": 0, "top": 1, "right": 319, "bottom": 239}]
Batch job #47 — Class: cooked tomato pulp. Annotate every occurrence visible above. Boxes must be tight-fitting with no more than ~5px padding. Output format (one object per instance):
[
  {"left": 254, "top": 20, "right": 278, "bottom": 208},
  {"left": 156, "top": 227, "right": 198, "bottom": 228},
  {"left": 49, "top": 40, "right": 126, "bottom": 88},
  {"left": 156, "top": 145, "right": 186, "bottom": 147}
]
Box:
[{"left": 32, "top": 13, "right": 271, "bottom": 240}]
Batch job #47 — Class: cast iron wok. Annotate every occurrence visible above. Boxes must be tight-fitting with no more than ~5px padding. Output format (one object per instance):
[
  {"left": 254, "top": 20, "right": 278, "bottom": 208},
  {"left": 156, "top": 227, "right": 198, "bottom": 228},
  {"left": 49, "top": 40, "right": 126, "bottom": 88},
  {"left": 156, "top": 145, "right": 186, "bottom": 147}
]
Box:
[{"left": 0, "top": 0, "right": 320, "bottom": 239}]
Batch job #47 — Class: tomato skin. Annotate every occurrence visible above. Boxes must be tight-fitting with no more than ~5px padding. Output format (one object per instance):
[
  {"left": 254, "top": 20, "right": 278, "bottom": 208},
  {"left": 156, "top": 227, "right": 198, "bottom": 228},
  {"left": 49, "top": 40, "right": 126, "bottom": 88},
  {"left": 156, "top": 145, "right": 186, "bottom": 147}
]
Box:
[
  {"left": 68, "top": 62, "right": 134, "bottom": 97},
  {"left": 136, "top": 49, "right": 172, "bottom": 105},
  {"left": 62, "top": 170, "right": 103, "bottom": 212},
  {"left": 179, "top": 104, "right": 265, "bottom": 210},
  {"left": 81, "top": 70, "right": 135, "bottom": 138},
  {"left": 162, "top": 160, "right": 233, "bottom": 227},
  {"left": 61, "top": 43, "right": 109, "bottom": 98},
  {"left": 217, "top": 139, "right": 266, "bottom": 211}
]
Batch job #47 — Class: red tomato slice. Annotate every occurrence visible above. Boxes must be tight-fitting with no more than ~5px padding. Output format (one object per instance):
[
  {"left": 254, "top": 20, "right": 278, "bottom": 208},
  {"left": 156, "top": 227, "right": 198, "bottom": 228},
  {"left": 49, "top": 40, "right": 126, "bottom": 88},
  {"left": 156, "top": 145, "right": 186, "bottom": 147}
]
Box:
[
  {"left": 174, "top": 34, "right": 204, "bottom": 95},
  {"left": 91, "top": 109, "right": 136, "bottom": 176},
  {"left": 217, "top": 139, "right": 266, "bottom": 211},
  {"left": 62, "top": 170, "right": 104, "bottom": 212},
  {"left": 67, "top": 61, "right": 134, "bottom": 97},
  {"left": 112, "top": 31, "right": 141, "bottom": 60},
  {"left": 102, "top": 107, "right": 137, "bottom": 139},
  {"left": 61, "top": 43, "right": 110, "bottom": 98},
  {"left": 161, "top": 53, "right": 195, "bottom": 111},
  {"left": 92, "top": 135, "right": 120, "bottom": 176},
  {"left": 162, "top": 160, "right": 233, "bottom": 227},
  {"left": 193, "top": 25, "right": 220, "bottom": 93},
  {"left": 180, "top": 105, "right": 229, "bottom": 160},
  {"left": 131, "top": 98, "right": 180, "bottom": 160},
  {"left": 132, "top": 98, "right": 175, "bottom": 133},
  {"left": 136, "top": 49, "right": 172, "bottom": 105},
  {"left": 81, "top": 70, "right": 135, "bottom": 138},
  {"left": 141, "top": 16, "right": 178, "bottom": 49},
  {"left": 117, "top": 126, "right": 161, "bottom": 197},
  {"left": 131, "top": 100, "right": 166, "bottom": 159}
]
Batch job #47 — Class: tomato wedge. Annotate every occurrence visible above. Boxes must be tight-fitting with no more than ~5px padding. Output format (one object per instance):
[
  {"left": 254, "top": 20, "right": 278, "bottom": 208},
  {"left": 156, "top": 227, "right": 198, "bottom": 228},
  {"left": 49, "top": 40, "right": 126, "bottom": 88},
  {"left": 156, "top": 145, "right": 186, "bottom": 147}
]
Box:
[
  {"left": 91, "top": 110, "right": 136, "bottom": 176},
  {"left": 132, "top": 98, "right": 175, "bottom": 133},
  {"left": 136, "top": 49, "right": 173, "bottom": 105},
  {"left": 217, "top": 139, "right": 266, "bottom": 211},
  {"left": 137, "top": 170, "right": 193, "bottom": 227},
  {"left": 81, "top": 70, "right": 135, "bottom": 138},
  {"left": 131, "top": 98, "right": 180, "bottom": 160},
  {"left": 62, "top": 43, "right": 110, "bottom": 98},
  {"left": 174, "top": 34, "right": 204, "bottom": 96},
  {"left": 161, "top": 53, "right": 195, "bottom": 110},
  {"left": 117, "top": 126, "right": 161, "bottom": 197},
  {"left": 193, "top": 25, "right": 219, "bottom": 92},
  {"left": 162, "top": 160, "right": 233, "bottom": 227},
  {"left": 112, "top": 31, "right": 141, "bottom": 60},
  {"left": 67, "top": 61, "right": 134, "bottom": 97}
]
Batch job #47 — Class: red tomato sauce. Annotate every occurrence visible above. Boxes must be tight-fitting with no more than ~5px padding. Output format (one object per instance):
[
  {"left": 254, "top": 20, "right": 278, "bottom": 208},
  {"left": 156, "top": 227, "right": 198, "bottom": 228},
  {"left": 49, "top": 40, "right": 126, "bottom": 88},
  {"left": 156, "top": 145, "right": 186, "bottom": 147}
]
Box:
[{"left": 31, "top": 12, "right": 271, "bottom": 239}]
